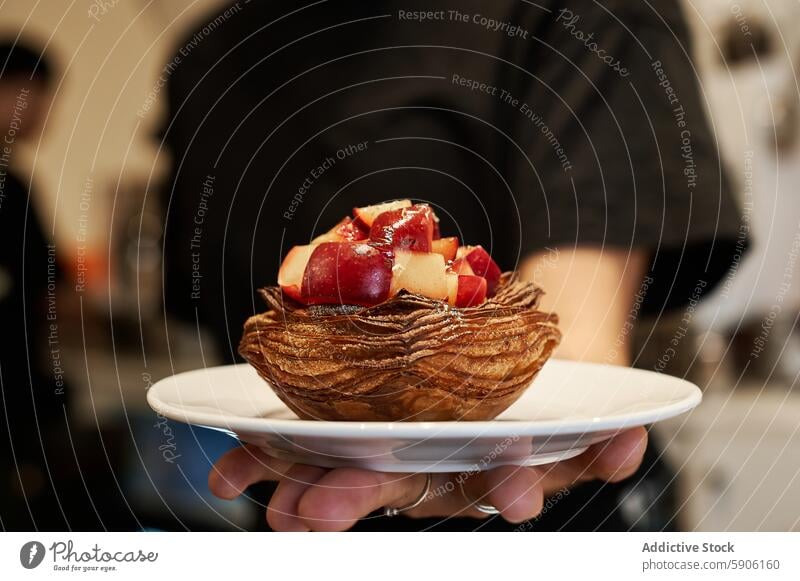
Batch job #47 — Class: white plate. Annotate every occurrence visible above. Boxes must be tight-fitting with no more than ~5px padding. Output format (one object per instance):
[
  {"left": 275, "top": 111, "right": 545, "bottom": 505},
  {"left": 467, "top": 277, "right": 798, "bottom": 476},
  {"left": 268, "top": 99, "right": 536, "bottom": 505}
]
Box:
[{"left": 146, "top": 360, "right": 701, "bottom": 473}]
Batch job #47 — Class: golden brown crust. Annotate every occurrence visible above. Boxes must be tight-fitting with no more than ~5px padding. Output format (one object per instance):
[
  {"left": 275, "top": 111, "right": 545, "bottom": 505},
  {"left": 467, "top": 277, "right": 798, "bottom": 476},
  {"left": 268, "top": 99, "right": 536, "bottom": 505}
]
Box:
[{"left": 238, "top": 273, "right": 561, "bottom": 421}]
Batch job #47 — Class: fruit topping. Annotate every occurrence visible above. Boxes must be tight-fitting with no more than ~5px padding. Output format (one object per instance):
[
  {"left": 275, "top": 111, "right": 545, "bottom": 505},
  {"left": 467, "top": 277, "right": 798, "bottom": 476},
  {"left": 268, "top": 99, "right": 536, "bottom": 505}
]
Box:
[
  {"left": 301, "top": 242, "right": 392, "bottom": 306},
  {"left": 369, "top": 204, "right": 435, "bottom": 252},
  {"left": 277, "top": 201, "right": 503, "bottom": 307},
  {"left": 458, "top": 245, "right": 501, "bottom": 296},
  {"left": 455, "top": 274, "right": 488, "bottom": 307},
  {"left": 278, "top": 244, "right": 316, "bottom": 300},
  {"left": 431, "top": 236, "right": 459, "bottom": 261},
  {"left": 390, "top": 249, "right": 448, "bottom": 300},
  {"left": 450, "top": 257, "right": 474, "bottom": 276},
  {"left": 311, "top": 217, "right": 368, "bottom": 244},
  {"left": 352, "top": 199, "right": 411, "bottom": 229},
  {"left": 432, "top": 212, "right": 441, "bottom": 240}
]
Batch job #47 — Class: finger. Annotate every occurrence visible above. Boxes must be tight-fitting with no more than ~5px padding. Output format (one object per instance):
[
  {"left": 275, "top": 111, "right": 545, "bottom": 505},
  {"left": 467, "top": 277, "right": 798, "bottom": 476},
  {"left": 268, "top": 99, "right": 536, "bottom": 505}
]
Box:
[
  {"left": 208, "top": 444, "right": 293, "bottom": 500},
  {"left": 414, "top": 468, "right": 546, "bottom": 522},
  {"left": 577, "top": 426, "right": 648, "bottom": 483},
  {"left": 480, "top": 465, "right": 545, "bottom": 523},
  {"left": 295, "top": 469, "right": 427, "bottom": 532},
  {"left": 267, "top": 464, "right": 329, "bottom": 532},
  {"left": 536, "top": 427, "right": 649, "bottom": 494}
]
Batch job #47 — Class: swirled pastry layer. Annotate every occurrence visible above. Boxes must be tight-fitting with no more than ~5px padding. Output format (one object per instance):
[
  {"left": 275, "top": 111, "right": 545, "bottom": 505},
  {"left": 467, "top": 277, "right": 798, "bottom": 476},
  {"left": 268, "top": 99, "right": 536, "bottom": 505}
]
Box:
[{"left": 239, "top": 273, "right": 561, "bottom": 421}]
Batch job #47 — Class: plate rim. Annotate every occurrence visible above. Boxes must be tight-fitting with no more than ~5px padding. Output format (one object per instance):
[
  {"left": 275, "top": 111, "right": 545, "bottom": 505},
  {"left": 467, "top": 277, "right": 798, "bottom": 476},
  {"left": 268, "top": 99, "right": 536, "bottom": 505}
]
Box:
[{"left": 146, "top": 359, "right": 702, "bottom": 438}]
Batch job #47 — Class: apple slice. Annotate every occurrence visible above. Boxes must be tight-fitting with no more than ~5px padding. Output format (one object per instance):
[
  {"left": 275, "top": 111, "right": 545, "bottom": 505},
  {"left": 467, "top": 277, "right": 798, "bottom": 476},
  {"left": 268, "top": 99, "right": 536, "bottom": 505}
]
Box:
[
  {"left": 390, "top": 249, "right": 447, "bottom": 299},
  {"left": 431, "top": 236, "right": 459, "bottom": 261},
  {"left": 450, "top": 257, "right": 474, "bottom": 276},
  {"left": 278, "top": 244, "right": 316, "bottom": 288},
  {"left": 369, "top": 204, "right": 434, "bottom": 252},
  {"left": 455, "top": 275, "right": 487, "bottom": 307},
  {"left": 311, "top": 217, "right": 368, "bottom": 244},
  {"left": 301, "top": 242, "right": 392, "bottom": 306},
  {"left": 446, "top": 271, "right": 459, "bottom": 305},
  {"left": 352, "top": 199, "right": 411, "bottom": 229},
  {"left": 278, "top": 244, "right": 316, "bottom": 303},
  {"left": 460, "top": 245, "right": 501, "bottom": 296}
]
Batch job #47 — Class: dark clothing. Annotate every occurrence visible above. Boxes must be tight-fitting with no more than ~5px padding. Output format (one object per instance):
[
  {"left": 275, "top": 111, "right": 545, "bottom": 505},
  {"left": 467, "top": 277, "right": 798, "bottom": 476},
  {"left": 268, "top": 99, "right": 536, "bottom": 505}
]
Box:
[
  {"left": 160, "top": 0, "right": 742, "bottom": 530},
  {"left": 0, "top": 172, "right": 59, "bottom": 421},
  {"left": 0, "top": 170, "right": 67, "bottom": 529}
]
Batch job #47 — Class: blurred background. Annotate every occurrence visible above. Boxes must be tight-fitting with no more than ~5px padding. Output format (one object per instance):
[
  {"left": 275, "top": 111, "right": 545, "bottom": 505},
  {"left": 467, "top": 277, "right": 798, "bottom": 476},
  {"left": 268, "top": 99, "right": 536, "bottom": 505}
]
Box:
[{"left": 1, "top": 0, "right": 799, "bottom": 531}]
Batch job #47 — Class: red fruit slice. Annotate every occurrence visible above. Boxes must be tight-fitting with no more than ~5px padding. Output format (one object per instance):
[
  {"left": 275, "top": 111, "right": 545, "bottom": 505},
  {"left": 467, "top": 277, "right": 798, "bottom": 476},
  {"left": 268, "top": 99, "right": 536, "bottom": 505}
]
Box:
[
  {"left": 311, "top": 217, "right": 368, "bottom": 244},
  {"left": 301, "top": 242, "right": 392, "bottom": 306},
  {"left": 461, "top": 245, "right": 501, "bottom": 296},
  {"left": 390, "top": 249, "right": 448, "bottom": 299},
  {"left": 278, "top": 244, "right": 316, "bottom": 288},
  {"left": 369, "top": 204, "right": 434, "bottom": 252},
  {"left": 432, "top": 213, "right": 441, "bottom": 240},
  {"left": 455, "top": 275, "right": 487, "bottom": 307},
  {"left": 352, "top": 199, "right": 411, "bottom": 229},
  {"left": 431, "top": 236, "right": 459, "bottom": 261},
  {"left": 281, "top": 284, "right": 303, "bottom": 303},
  {"left": 450, "top": 257, "right": 474, "bottom": 276}
]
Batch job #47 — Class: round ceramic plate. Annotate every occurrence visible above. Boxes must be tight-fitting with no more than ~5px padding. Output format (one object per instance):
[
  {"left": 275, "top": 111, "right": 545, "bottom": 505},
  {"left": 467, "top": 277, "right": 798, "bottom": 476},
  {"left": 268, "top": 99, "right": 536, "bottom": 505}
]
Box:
[{"left": 146, "top": 360, "right": 701, "bottom": 473}]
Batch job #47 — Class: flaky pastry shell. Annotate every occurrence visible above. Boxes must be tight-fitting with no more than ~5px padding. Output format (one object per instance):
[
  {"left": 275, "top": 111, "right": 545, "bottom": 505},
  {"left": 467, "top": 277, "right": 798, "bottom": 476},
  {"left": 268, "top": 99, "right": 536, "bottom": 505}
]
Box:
[{"left": 239, "top": 273, "right": 561, "bottom": 421}]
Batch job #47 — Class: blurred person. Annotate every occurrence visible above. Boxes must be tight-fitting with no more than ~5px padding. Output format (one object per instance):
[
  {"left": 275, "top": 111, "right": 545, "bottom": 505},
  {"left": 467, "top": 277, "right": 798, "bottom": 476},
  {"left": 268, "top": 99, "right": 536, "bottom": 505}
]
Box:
[
  {"left": 0, "top": 39, "right": 67, "bottom": 529},
  {"left": 159, "top": 0, "right": 743, "bottom": 531}
]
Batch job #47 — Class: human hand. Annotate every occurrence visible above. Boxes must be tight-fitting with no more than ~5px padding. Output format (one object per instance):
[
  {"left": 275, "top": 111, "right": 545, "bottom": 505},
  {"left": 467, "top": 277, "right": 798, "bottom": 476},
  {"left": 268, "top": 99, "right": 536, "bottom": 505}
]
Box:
[{"left": 208, "top": 426, "right": 647, "bottom": 531}]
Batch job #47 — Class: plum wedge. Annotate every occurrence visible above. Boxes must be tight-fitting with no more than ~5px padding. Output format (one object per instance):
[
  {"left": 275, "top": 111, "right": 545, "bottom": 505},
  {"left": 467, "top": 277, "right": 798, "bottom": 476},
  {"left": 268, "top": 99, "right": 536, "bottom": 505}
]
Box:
[
  {"left": 301, "top": 242, "right": 393, "bottom": 307},
  {"left": 369, "top": 204, "right": 435, "bottom": 252}
]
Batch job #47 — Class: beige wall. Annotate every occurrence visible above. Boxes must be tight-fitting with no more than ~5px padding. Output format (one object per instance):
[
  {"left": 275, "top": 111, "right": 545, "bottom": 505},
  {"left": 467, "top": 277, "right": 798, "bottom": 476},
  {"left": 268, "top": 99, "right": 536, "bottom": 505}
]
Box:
[{"left": 0, "top": 0, "right": 225, "bottom": 257}]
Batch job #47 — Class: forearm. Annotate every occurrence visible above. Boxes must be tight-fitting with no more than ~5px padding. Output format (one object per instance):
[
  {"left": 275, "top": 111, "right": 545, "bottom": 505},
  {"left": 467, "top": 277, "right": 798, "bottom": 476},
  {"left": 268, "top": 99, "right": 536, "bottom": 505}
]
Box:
[{"left": 519, "top": 246, "right": 647, "bottom": 366}]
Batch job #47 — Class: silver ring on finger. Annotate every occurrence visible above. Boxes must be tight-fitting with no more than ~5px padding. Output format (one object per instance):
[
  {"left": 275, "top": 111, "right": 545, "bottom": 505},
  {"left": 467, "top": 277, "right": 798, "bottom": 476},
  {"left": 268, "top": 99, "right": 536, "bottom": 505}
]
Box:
[
  {"left": 383, "top": 473, "right": 432, "bottom": 517},
  {"left": 458, "top": 479, "right": 500, "bottom": 515}
]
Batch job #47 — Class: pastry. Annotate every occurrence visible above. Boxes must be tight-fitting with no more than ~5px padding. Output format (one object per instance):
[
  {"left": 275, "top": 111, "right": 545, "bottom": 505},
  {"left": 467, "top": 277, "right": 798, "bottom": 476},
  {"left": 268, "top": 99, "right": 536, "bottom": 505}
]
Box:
[{"left": 239, "top": 200, "right": 561, "bottom": 421}]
